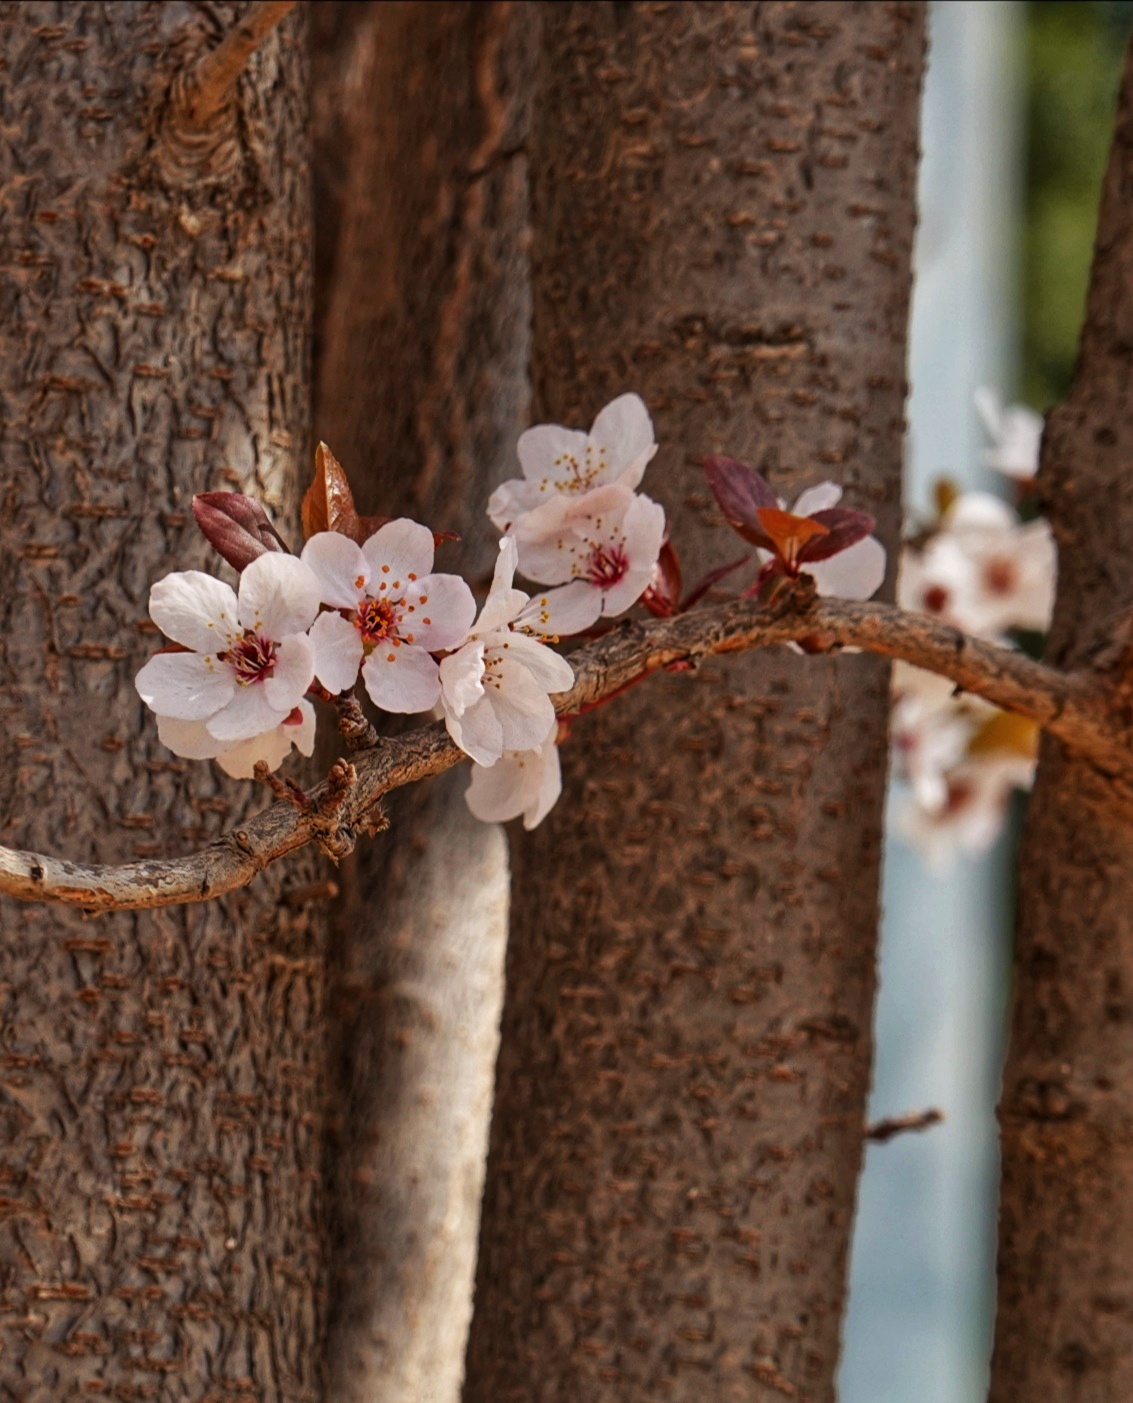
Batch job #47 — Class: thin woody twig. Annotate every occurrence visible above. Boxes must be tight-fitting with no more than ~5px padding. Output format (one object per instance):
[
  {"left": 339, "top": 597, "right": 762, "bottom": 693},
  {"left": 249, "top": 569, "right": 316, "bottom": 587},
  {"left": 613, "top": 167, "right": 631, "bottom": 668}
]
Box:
[
  {"left": 0, "top": 591, "right": 1116, "bottom": 913},
  {"left": 865, "top": 1108, "right": 944, "bottom": 1143}
]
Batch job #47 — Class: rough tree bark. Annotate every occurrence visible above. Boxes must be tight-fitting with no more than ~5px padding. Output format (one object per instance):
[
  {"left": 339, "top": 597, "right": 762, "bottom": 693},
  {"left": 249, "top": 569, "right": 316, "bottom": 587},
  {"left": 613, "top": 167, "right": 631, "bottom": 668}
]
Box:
[
  {"left": 991, "top": 38, "right": 1133, "bottom": 1403},
  {"left": 311, "top": 5, "right": 536, "bottom": 1399},
  {"left": 0, "top": 4, "right": 323, "bottom": 1396},
  {"left": 464, "top": 5, "right": 924, "bottom": 1401}
]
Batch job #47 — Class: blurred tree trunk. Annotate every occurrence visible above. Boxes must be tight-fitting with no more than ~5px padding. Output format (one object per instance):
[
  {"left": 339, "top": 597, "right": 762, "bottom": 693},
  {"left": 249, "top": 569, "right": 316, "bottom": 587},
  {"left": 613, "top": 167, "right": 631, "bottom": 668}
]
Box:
[
  {"left": 0, "top": 2, "right": 323, "bottom": 1397},
  {"left": 991, "top": 38, "right": 1133, "bottom": 1403},
  {"left": 311, "top": 5, "right": 536, "bottom": 1400},
  {"left": 463, "top": 4, "right": 924, "bottom": 1400}
]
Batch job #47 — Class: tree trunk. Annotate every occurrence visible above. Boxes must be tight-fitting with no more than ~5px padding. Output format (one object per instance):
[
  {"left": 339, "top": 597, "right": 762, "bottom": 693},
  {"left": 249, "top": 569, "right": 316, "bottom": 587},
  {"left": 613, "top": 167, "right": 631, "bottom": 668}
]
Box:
[
  {"left": 310, "top": 5, "right": 536, "bottom": 1399},
  {"left": 991, "top": 38, "right": 1133, "bottom": 1403},
  {"left": 0, "top": 4, "right": 323, "bottom": 1395},
  {"left": 464, "top": 4, "right": 924, "bottom": 1401}
]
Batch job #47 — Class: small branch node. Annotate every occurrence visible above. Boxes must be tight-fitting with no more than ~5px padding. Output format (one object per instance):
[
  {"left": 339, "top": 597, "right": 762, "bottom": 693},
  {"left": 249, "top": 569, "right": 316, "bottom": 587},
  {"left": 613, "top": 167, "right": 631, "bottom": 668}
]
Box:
[
  {"left": 253, "top": 761, "right": 312, "bottom": 813},
  {"left": 334, "top": 693, "right": 381, "bottom": 752},
  {"left": 318, "top": 759, "right": 357, "bottom": 818}
]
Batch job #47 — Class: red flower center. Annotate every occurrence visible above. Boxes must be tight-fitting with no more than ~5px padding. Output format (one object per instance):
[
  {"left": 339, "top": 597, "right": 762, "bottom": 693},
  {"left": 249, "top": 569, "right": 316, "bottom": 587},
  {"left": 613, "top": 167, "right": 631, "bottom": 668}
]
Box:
[
  {"left": 221, "top": 631, "right": 277, "bottom": 686},
  {"left": 983, "top": 558, "right": 1017, "bottom": 597},
  {"left": 585, "top": 544, "right": 628, "bottom": 588},
  {"left": 356, "top": 596, "right": 400, "bottom": 644},
  {"left": 922, "top": 584, "right": 950, "bottom": 615}
]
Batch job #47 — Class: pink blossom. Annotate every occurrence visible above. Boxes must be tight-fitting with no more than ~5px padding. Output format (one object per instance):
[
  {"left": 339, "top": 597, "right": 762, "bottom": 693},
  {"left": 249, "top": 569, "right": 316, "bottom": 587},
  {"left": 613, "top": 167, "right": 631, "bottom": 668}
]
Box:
[
  {"left": 488, "top": 393, "right": 656, "bottom": 533},
  {"left": 136, "top": 553, "right": 321, "bottom": 745},
  {"left": 301, "top": 520, "right": 476, "bottom": 714}
]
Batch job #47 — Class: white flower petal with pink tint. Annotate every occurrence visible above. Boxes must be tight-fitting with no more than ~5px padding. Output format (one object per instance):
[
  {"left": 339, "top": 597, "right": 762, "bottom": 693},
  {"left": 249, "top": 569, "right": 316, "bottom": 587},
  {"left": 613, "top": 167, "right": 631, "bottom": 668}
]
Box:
[
  {"left": 361, "top": 518, "right": 435, "bottom": 586},
  {"left": 466, "top": 723, "right": 562, "bottom": 829},
  {"left": 807, "top": 535, "right": 887, "bottom": 600},
  {"left": 362, "top": 643, "right": 442, "bottom": 714},
  {"left": 792, "top": 482, "right": 843, "bottom": 517},
  {"left": 483, "top": 655, "right": 560, "bottom": 752},
  {"left": 513, "top": 581, "right": 603, "bottom": 639},
  {"left": 149, "top": 571, "right": 239, "bottom": 653},
  {"left": 205, "top": 680, "right": 292, "bottom": 743},
  {"left": 237, "top": 552, "right": 323, "bottom": 638},
  {"left": 136, "top": 651, "right": 235, "bottom": 721},
  {"left": 501, "top": 633, "right": 575, "bottom": 695},
  {"left": 439, "top": 640, "right": 487, "bottom": 715},
  {"left": 406, "top": 573, "right": 477, "bottom": 651},
  {"left": 156, "top": 715, "right": 225, "bottom": 761},
  {"left": 489, "top": 393, "right": 657, "bottom": 531},
  {"left": 215, "top": 700, "right": 318, "bottom": 779},
  {"left": 975, "top": 387, "right": 1043, "bottom": 481},
  {"left": 301, "top": 532, "right": 371, "bottom": 609},
  {"left": 262, "top": 633, "right": 315, "bottom": 712},
  {"left": 309, "top": 610, "right": 365, "bottom": 694},
  {"left": 443, "top": 689, "right": 505, "bottom": 767}
]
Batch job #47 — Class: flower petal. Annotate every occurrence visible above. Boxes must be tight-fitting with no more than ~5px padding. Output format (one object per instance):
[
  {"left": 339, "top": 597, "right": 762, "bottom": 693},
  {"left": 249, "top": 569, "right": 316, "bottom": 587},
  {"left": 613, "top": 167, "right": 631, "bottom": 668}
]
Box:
[
  {"left": 155, "top": 715, "right": 225, "bottom": 760},
  {"left": 486, "top": 478, "right": 544, "bottom": 534},
  {"left": 589, "top": 392, "right": 656, "bottom": 489},
  {"left": 361, "top": 518, "right": 435, "bottom": 586},
  {"left": 806, "top": 536, "right": 887, "bottom": 600},
  {"left": 262, "top": 633, "right": 315, "bottom": 712},
  {"left": 309, "top": 610, "right": 364, "bottom": 693},
  {"left": 489, "top": 656, "right": 559, "bottom": 751},
  {"left": 238, "top": 553, "right": 323, "bottom": 637},
  {"left": 445, "top": 694, "right": 505, "bottom": 766},
  {"left": 215, "top": 725, "right": 297, "bottom": 779},
  {"left": 516, "top": 423, "right": 591, "bottom": 486},
  {"left": 149, "top": 571, "right": 239, "bottom": 652},
  {"left": 205, "top": 683, "right": 289, "bottom": 743},
  {"left": 515, "top": 581, "right": 602, "bottom": 639},
  {"left": 500, "top": 633, "right": 574, "bottom": 694},
  {"left": 136, "top": 652, "right": 235, "bottom": 721},
  {"left": 289, "top": 699, "right": 318, "bottom": 757},
  {"left": 301, "top": 532, "right": 369, "bottom": 609},
  {"left": 401, "top": 573, "right": 477, "bottom": 651},
  {"left": 362, "top": 644, "right": 441, "bottom": 714},
  {"left": 439, "top": 641, "right": 487, "bottom": 716},
  {"left": 793, "top": 482, "right": 843, "bottom": 517}
]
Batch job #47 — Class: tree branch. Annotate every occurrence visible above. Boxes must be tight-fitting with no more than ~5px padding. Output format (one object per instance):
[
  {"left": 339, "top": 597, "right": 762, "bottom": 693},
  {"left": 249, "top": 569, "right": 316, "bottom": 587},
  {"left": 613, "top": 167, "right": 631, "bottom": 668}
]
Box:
[
  {"left": 175, "top": 1, "right": 299, "bottom": 128},
  {"left": 0, "top": 591, "right": 1112, "bottom": 913}
]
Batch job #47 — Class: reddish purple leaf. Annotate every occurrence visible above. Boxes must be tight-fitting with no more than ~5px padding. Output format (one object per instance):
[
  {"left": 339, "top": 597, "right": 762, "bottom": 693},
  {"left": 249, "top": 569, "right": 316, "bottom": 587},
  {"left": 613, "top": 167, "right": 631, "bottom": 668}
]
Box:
[
  {"left": 796, "top": 507, "right": 875, "bottom": 563},
  {"left": 703, "top": 456, "right": 780, "bottom": 548},
  {"left": 193, "top": 493, "right": 290, "bottom": 572}
]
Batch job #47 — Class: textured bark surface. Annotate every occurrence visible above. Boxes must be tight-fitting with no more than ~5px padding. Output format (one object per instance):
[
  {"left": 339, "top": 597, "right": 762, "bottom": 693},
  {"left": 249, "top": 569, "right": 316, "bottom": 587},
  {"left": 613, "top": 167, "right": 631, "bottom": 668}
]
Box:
[
  {"left": 0, "top": 4, "right": 323, "bottom": 1396},
  {"left": 991, "top": 40, "right": 1133, "bottom": 1403},
  {"left": 311, "top": 6, "right": 536, "bottom": 1399},
  {"left": 464, "top": 5, "right": 924, "bottom": 1401}
]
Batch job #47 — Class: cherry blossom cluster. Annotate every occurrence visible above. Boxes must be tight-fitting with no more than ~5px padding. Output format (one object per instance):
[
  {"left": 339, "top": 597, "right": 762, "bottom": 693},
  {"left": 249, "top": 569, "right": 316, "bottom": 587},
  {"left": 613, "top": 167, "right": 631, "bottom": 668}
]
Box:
[
  {"left": 891, "top": 391, "right": 1055, "bottom": 869},
  {"left": 134, "top": 393, "right": 891, "bottom": 832}
]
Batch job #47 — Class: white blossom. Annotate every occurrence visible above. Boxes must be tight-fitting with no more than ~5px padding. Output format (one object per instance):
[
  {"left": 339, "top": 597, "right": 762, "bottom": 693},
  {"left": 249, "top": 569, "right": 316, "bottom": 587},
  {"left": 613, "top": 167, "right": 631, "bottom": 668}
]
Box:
[
  {"left": 301, "top": 521, "right": 476, "bottom": 714},
  {"left": 136, "top": 553, "right": 321, "bottom": 744},
  {"left": 487, "top": 393, "right": 657, "bottom": 533},
  {"left": 509, "top": 483, "right": 667, "bottom": 618},
  {"left": 899, "top": 492, "right": 1056, "bottom": 637},
  {"left": 975, "top": 387, "right": 1043, "bottom": 481},
  {"left": 894, "top": 745, "right": 1036, "bottom": 874},
  {"left": 465, "top": 722, "right": 562, "bottom": 830},
  {"left": 439, "top": 539, "right": 574, "bottom": 766},
  {"left": 156, "top": 700, "right": 317, "bottom": 779}
]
